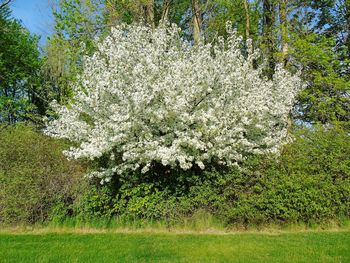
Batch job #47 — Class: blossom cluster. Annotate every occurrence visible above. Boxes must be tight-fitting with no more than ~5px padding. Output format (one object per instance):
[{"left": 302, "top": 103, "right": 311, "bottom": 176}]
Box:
[{"left": 45, "top": 23, "right": 302, "bottom": 182}]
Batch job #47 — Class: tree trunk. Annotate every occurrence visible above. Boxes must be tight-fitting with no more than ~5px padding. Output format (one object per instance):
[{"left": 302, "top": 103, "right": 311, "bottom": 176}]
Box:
[
  {"left": 105, "top": 0, "right": 117, "bottom": 26},
  {"left": 160, "top": 0, "right": 171, "bottom": 24},
  {"left": 346, "top": 0, "right": 350, "bottom": 59},
  {"left": 279, "top": 0, "right": 288, "bottom": 66},
  {"left": 278, "top": 0, "right": 291, "bottom": 129},
  {"left": 262, "top": 0, "right": 276, "bottom": 78},
  {"left": 243, "top": 0, "right": 251, "bottom": 39},
  {"left": 192, "top": 0, "right": 201, "bottom": 45},
  {"left": 141, "top": 0, "right": 155, "bottom": 29}
]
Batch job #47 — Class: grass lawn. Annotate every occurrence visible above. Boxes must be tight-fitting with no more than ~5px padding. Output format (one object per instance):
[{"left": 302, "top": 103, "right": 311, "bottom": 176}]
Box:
[{"left": 0, "top": 230, "right": 349, "bottom": 262}]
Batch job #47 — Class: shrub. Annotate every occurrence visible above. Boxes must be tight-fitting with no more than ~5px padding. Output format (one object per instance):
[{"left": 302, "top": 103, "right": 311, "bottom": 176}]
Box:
[
  {"left": 72, "top": 185, "right": 116, "bottom": 220},
  {"left": 3, "top": 124, "right": 345, "bottom": 227},
  {"left": 223, "top": 125, "right": 350, "bottom": 225},
  {"left": 109, "top": 165, "right": 229, "bottom": 221},
  {"left": 94, "top": 125, "right": 350, "bottom": 226},
  {"left": 0, "top": 124, "right": 87, "bottom": 224},
  {"left": 45, "top": 23, "right": 302, "bottom": 182}
]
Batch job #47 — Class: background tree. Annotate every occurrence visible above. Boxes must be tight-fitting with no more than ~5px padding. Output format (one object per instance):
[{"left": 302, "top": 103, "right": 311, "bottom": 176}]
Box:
[
  {"left": 0, "top": 6, "right": 42, "bottom": 124},
  {"left": 243, "top": 0, "right": 251, "bottom": 39},
  {"left": 278, "top": 0, "right": 288, "bottom": 65},
  {"left": 191, "top": 0, "right": 201, "bottom": 44},
  {"left": 42, "top": 0, "right": 104, "bottom": 104},
  {"left": 0, "top": 0, "right": 12, "bottom": 10},
  {"left": 206, "top": 0, "right": 260, "bottom": 42},
  {"left": 262, "top": 0, "right": 277, "bottom": 78},
  {"left": 287, "top": 0, "right": 350, "bottom": 125},
  {"left": 1, "top": 0, "right": 345, "bottom": 128}
]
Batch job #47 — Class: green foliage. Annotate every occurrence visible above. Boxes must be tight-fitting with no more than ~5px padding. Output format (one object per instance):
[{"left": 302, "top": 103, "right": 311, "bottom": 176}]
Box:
[
  {"left": 290, "top": 33, "right": 350, "bottom": 124},
  {"left": 72, "top": 185, "right": 115, "bottom": 219},
  {"left": 0, "top": 124, "right": 86, "bottom": 224},
  {"left": 42, "top": 0, "right": 104, "bottom": 104},
  {"left": 41, "top": 0, "right": 349, "bottom": 126},
  {"left": 223, "top": 125, "right": 350, "bottom": 225},
  {"left": 207, "top": 0, "right": 260, "bottom": 41},
  {"left": 0, "top": 7, "right": 42, "bottom": 123},
  {"left": 1, "top": 125, "right": 348, "bottom": 227},
  {"left": 76, "top": 125, "right": 350, "bottom": 226},
  {"left": 1, "top": 0, "right": 349, "bottom": 228}
]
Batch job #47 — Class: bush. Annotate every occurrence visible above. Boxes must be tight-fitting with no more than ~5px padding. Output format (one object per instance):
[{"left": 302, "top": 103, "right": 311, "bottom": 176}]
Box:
[
  {"left": 2, "top": 124, "right": 347, "bottom": 227},
  {"left": 113, "top": 165, "right": 231, "bottom": 220},
  {"left": 0, "top": 124, "right": 87, "bottom": 224},
  {"left": 223, "top": 125, "right": 350, "bottom": 225},
  {"left": 45, "top": 23, "right": 302, "bottom": 182},
  {"left": 92, "top": 125, "right": 350, "bottom": 226},
  {"left": 72, "top": 185, "right": 116, "bottom": 220}
]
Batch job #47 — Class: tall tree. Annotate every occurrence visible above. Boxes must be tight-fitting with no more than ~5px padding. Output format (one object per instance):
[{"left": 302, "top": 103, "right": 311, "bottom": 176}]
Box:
[
  {"left": 287, "top": 0, "right": 350, "bottom": 125},
  {"left": 160, "top": 0, "right": 171, "bottom": 24},
  {"left": 279, "top": 0, "right": 288, "bottom": 66},
  {"left": 262, "top": 0, "right": 277, "bottom": 77},
  {"left": 337, "top": 0, "right": 350, "bottom": 70},
  {"left": 43, "top": 0, "right": 104, "bottom": 104},
  {"left": 243, "top": 0, "right": 251, "bottom": 39},
  {"left": 291, "top": 33, "right": 350, "bottom": 124},
  {"left": 206, "top": 0, "right": 260, "bottom": 43},
  {"left": 140, "top": 0, "right": 155, "bottom": 28},
  {"left": 192, "top": 0, "right": 201, "bottom": 44},
  {"left": 346, "top": 0, "right": 350, "bottom": 58},
  {"left": 0, "top": 6, "right": 42, "bottom": 123},
  {"left": 105, "top": 0, "right": 166, "bottom": 27}
]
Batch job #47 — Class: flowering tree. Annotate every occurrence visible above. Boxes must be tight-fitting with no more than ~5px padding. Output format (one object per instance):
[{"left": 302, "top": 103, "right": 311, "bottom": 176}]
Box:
[{"left": 45, "top": 23, "right": 302, "bottom": 182}]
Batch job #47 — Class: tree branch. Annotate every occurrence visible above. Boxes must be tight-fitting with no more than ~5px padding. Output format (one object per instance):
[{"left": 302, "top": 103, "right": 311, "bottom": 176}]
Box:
[{"left": 0, "top": 0, "right": 12, "bottom": 9}]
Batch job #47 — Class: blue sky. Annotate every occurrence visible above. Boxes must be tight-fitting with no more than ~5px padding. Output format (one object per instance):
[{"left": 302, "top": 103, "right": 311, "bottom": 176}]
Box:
[{"left": 10, "top": 0, "right": 54, "bottom": 46}]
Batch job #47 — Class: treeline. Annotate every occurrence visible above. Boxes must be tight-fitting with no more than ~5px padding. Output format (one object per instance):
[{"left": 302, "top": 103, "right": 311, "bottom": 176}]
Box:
[{"left": 0, "top": 0, "right": 349, "bottom": 126}]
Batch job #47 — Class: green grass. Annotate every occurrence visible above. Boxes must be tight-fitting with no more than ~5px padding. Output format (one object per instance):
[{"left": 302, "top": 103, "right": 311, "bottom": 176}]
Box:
[{"left": 0, "top": 231, "right": 349, "bottom": 262}]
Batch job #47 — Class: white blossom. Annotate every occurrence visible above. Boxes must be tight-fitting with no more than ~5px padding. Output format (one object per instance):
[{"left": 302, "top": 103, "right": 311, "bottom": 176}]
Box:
[{"left": 45, "top": 23, "right": 302, "bottom": 181}]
